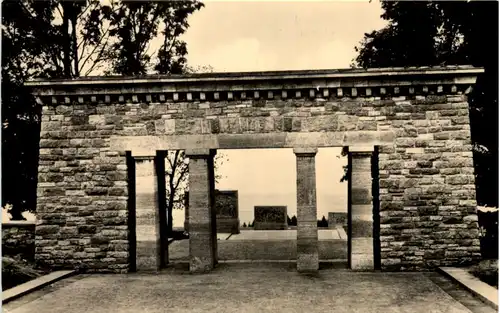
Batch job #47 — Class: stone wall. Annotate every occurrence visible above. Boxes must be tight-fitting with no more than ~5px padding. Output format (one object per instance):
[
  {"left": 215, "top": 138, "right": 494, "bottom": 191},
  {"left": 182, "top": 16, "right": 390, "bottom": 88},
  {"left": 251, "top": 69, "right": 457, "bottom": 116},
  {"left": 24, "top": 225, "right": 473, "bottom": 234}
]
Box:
[
  {"left": 29, "top": 67, "right": 482, "bottom": 272},
  {"left": 376, "top": 94, "right": 480, "bottom": 270},
  {"left": 2, "top": 222, "right": 36, "bottom": 261}
]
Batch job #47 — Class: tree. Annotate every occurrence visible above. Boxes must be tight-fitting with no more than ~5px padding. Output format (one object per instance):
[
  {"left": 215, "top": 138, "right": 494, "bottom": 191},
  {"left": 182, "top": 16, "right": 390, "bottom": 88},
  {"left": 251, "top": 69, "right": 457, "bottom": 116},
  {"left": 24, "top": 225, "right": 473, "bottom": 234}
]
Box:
[
  {"left": 318, "top": 215, "right": 328, "bottom": 228},
  {"left": 242, "top": 222, "right": 247, "bottom": 228},
  {"left": 338, "top": 146, "right": 349, "bottom": 183},
  {"left": 290, "top": 215, "right": 297, "bottom": 226},
  {"left": 2, "top": 0, "right": 117, "bottom": 219},
  {"left": 106, "top": 1, "right": 203, "bottom": 75},
  {"left": 3, "top": 0, "right": 115, "bottom": 79},
  {"left": 287, "top": 215, "right": 292, "bottom": 225},
  {"left": 353, "top": 1, "right": 498, "bottom": 207},
  {"left": 2, "top": 0, "right": 205, "bottom": 219}
]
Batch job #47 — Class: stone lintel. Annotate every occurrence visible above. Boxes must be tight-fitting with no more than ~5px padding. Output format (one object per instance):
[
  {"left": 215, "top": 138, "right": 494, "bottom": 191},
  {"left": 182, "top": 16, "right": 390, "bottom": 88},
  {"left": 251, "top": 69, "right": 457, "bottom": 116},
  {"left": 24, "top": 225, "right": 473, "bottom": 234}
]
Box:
[
  {"left": 349, "top": 146, "right": 375, "bottom": 156},
  {"left": 349, "top": 145, "right": 374, "bottom": 153},
  {"left": 133, "top": 154, "right": 156, "bottom": 160},
  {"left": 185, "top": 148, "right": 212, "bottom": 158},
  {"left": 111, "top": 132, "right": 394, "bottom": 153}
]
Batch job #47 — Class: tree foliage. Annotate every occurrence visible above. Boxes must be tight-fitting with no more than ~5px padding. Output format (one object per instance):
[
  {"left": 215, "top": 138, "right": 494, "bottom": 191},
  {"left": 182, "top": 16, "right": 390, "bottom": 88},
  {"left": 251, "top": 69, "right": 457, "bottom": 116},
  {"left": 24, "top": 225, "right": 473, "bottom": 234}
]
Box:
[
  {"left": 317, "top": 215, "right": 328, "bottom": 228},
  {"left": 338, "top": 146, "right": 349, "bottom": 183},
  {"left": 287, "top": 215, "right": 297, "bottom": 226},
  {"left": 353, "top": 1, "right": 498, "bottom": 206},
  {"left": 106, "top": 1, "right": 203, "bottom": 75},
  {"left": 2, "top": 0, "right": 205, "bottom": 219}
]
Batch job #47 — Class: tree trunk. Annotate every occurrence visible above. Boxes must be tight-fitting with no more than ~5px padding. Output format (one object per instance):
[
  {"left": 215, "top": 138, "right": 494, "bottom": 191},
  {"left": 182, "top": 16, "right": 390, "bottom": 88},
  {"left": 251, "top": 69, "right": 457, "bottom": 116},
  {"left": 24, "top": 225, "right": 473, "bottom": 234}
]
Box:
[
  {"left": 70, "top": 12, "right": 79, "bottom": 77},
  {"left": 62, "top": 4, "right": 72, "bottom": 77},
  {"left": 167, "top": 196, "right": 174, "bottom": 236}
]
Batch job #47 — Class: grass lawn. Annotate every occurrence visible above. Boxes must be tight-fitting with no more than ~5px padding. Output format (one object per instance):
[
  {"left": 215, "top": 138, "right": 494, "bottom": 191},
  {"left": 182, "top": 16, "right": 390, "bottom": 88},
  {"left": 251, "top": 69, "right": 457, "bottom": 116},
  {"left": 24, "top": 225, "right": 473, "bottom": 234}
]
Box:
[{"left": 2, "top": 255, "right": 51, "bottom": 291}]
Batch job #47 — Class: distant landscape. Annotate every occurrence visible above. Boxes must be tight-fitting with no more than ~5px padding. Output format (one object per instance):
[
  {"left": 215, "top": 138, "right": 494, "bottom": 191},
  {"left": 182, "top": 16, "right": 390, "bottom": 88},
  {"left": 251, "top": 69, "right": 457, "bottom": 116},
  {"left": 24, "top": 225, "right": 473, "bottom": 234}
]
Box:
[
  {"left": 171, "top": 191, "right": 347, "bottom": 228},
  {"left": 139, "top": 147, "right": 348, "bottom": 228}
]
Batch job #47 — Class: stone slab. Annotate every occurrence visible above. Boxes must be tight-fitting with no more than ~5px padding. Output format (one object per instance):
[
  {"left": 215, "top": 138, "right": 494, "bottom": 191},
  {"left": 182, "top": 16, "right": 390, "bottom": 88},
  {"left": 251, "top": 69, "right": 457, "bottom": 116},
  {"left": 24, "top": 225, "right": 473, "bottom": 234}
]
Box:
[
  {"left": 328, "top": 212, "right": 347, "bottom": 228},
  {"left": 254, "top": 206, "right": 288, "bottom": 230},
  {"left": 2, "top": 270, "right": 76, "bottom": 304},
  {"left": 337, "top": 227, "right": 348, "bottom": 240},
  {"left": 217, "top": 233, "right": 232, "bottom": 240},
  {"left": 439, "top": 267, "right": 499, "bottom": 310},
  {"left": 214, "top": 190, "right": 239, "bottom": 234},
  {"left": 216, "top": 218, "right": 240, "bottom": 234}
]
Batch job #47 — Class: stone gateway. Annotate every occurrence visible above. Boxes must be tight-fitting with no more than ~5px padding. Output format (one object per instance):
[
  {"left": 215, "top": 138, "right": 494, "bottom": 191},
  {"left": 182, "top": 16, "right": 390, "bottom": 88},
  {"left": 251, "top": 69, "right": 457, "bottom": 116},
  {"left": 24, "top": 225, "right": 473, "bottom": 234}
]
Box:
[{"left": 26, "top": 66, "right": 483, "bottom": 274}]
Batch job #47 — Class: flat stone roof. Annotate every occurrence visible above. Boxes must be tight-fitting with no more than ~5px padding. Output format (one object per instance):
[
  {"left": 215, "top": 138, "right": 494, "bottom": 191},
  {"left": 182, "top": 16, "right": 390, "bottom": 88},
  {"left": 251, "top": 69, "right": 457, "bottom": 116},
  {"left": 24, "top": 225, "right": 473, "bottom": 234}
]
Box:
[
  {"left": 26, "top": 65, "right": 484, "bottom": 102},
  {"left": 25, "top": 65, "right": 484, "bottom": 87}
]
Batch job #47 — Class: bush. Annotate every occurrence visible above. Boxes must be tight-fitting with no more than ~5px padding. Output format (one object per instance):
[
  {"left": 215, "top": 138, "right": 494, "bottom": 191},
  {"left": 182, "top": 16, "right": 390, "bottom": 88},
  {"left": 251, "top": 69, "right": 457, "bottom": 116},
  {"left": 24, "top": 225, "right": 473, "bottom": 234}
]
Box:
[
  {"left": 2, "top": 256, "right": 47, "bottom": 291},
  {"left": 477, "top": 208, "right": 499, "bottom": 259},
  {"left": 469, "top": 259, "right": 498, "bottom": 288}
]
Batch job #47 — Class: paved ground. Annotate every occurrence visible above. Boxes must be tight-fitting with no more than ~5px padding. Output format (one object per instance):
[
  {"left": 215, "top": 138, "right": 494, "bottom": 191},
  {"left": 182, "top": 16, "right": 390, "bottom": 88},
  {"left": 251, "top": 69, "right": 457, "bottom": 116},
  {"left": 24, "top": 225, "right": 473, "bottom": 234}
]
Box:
[
  {"left": 168, "top": 238, "right": 347, "bottom": 261},
  {"left": 169, "top": 229, "right": 349, "bottom": 261},
  {"left": 228, "top": 228, "right": 347, "bottom": 240},
  {"left": 4, "top": 263, "right": 489, "bottom": 313}
]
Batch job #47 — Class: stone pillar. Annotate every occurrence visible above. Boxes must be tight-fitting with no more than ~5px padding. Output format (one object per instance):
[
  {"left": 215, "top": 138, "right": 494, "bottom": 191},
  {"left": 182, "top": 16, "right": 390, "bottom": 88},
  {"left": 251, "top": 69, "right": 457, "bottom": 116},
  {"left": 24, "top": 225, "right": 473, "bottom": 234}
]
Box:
[
  {"left": 134, "top": 156, "right": 162, "bottom": 272},
  {"left": 348, "top": 146, "right": 375, "bottom": 270},
  {"left": 294, "top": 147, "right": 319, "bottom": 273},
  {"left": 186, "top": 149, "right": 216, "bottom": 273}
]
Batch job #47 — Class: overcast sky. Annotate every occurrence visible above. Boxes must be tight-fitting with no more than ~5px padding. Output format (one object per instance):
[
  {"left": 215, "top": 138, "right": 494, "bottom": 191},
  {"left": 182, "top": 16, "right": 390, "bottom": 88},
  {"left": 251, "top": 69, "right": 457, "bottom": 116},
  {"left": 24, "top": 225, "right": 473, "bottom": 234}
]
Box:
[
  {"left": 179, "top": 1, "right": 387, "bottom": 72},
  {"left": 215, "top": 148, "right": 348, "bottom": 225}
]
